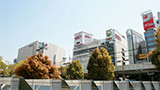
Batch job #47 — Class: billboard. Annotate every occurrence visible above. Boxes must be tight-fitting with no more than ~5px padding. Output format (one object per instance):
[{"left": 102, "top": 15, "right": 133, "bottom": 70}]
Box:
[
  {"left": 142, "top": 12, "right": 155, "bottom": 30},
  {"left": 84, "top": 33, "right": 93, "bottom": 44},
  {"left": 74, "top": 32, "right": 83, "bottom": 46},
  {"left": 74, "top": 31, "right": 93, "bottom": 46}
]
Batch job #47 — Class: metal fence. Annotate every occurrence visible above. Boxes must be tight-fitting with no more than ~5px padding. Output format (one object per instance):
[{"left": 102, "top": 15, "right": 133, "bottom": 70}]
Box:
[{"left": 0, "top": 77, "right": 160, "bottom": 90}]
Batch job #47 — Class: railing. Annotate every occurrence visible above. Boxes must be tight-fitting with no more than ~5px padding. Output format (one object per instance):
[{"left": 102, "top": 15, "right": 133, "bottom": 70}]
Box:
[{"left": 0, "top": 77, "right": 160, "bottom": 90}]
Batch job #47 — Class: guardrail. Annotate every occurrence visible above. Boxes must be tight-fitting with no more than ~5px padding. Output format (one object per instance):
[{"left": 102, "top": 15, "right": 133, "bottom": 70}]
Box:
[{"left": 0, "top": 77, "right": 160, "bottom": 90}]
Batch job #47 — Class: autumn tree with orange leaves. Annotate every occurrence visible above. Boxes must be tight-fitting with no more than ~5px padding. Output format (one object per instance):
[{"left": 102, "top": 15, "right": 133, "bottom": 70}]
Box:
[{"left": 14, "top": 53, "right": 61, "bottom": 79}]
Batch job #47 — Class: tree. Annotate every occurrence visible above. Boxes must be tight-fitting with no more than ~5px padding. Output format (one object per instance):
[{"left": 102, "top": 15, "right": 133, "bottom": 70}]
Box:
[
  {"left": 13, "top": 53, "right": 61, "bottom": 79},
  {"left": 59, "top": 66, "right": 66, "bottom": 79},
  {"left": 7, "top": 60, "right": 25, "bottom": 77},
  {"left": 67, "top": 60, "right": 84, "bottom": 79},
  {"left": 0, "top": 58, "right": 14, "bottom": 77},
  {"left": 0, "top": 59, "right": 8, "bottom": 77},
  {"left": 87, "top": 47, "right": 115, "bottom": 80},
  {"left": 149, "top": 26, "right": 160, "bottom": 71}
]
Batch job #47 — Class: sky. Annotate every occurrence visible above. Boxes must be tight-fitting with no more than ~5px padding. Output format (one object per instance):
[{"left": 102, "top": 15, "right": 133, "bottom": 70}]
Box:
[{"left": 0, "top": 0, "right": 160, "bottom": 64}]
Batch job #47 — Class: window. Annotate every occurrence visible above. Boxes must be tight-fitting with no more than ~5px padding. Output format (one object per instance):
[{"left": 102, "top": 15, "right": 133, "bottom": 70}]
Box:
[
  {"left": 35, "top": 85, "right": 50, "bottom": 90},
  {"left": 147, "top": 37, "right": 155, "bottom": 41},
  {"left": 148, "top": 47, "right": 154, "bottom": 51},
  {"left": 148, "top": 43, "right": 154, "bottom": 46},
  {"left": 145, "top": 33, "right": 154, "bottom": 37}
]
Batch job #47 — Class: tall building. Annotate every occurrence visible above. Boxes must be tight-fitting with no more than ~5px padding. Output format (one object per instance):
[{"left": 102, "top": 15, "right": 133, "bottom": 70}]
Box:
[
  {"left": 17, "top": 41, "right": 66, "bottom": 67},
  {"left": 101, "top": 29, "right": 129, "bottom": 66},
  {"left": 156, "top": 12, "right": 160, "bottom": 27},
  {"left": 73, "top": 30, "right": 129, "bottom": 73},
  {"left": 73, "top": 31, "right": 98, "bottom": 73},
  {"left": 73, "top": 39, "right": 101, "bottom": 73},
  {"left": 158, "top": 12, "right": 160, "bottom": 19},
  {"left": 126, "top": 29, "right": 147, "bottom": 64},
  {"left": 144, "top": 29, "right": 156, "bottom": 53},
  {"left": 142, "top": 11, "right": 156, "bottom": 62}
]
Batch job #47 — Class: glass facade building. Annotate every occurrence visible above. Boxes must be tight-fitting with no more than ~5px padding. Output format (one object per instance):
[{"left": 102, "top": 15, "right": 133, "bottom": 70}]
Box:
[
  {"left": 126, "top": 29, "right": 147, "bottom": 64},
  {"left": 144, "top": 29, "right": 156, "bottom": 53},
  {"left": 144, "top": 29, "right": 156, "bottom": 62}
]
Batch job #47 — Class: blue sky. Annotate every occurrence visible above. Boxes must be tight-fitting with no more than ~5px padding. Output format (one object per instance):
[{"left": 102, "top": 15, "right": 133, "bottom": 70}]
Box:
[{"left": 0, "top": 0, "right": 160, "bottom": 64}]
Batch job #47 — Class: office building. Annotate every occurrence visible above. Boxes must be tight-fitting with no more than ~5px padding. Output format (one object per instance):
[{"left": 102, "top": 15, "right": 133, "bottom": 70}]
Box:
[
  {"left": 144, "top": 29, "right": 156, "bottom": 52},
  {"left": 73, "top": 39, "right": 101, "bottom": 73},
  {"left": 73, "top": 31, "right": 99, "bottom": 73},
  {"left": 156, "top": 12, "right": 160, "bottom": 27},
  {"left": 101, "top": 29, "right": 129, "bottom": 66},
  {"left": 142, "top": 11, "right": 156, "bottom": 62},
  {"left": 17, "top": 41, "right": 66, "bottom": 67},
  {"left": 73, "top": 30, "right": 129, "bottom": 73},
  {"left": 126, "top": 29, "right": 147, "bottom": 64}
]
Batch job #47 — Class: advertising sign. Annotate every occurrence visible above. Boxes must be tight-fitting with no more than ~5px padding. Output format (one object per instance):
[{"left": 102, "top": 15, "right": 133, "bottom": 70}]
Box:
[
  {"left": 115, "top": 34, "right": 121, "bottom": 41},
  {"left": 84, "top": 33, "right": 93, "bottom": 44},
  {"left": 106, "top": 30, "right": 113, "bottom": 41},
  {"left": 139, "top": 53, "right": 147, "bottom": 59},
  {"left": 74, "top": 31, "right": 93, "bottom": 46},
  {"left": 74, "top": 33, "right": 83, "bottom": 46},
  {"left": 142, "top": 12, "right": 155, "bottom": 30}
]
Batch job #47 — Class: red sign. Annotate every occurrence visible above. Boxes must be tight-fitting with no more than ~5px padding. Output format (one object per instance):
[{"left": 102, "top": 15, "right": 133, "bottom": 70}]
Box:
[
  {"left": 115, "top": 34, "right": 121, "bottom": 41},
  {"left": 75, "top": 35, "right": 82, "bottom": 40},
  {"left": 106, "top": 38, "right": 112, "bottom": 41},
  {"left": 85, "top": 35, "right": 91, "bottom": 39},
  {"left": 143, "top": 12, "right": 155, "bottom": 30}
]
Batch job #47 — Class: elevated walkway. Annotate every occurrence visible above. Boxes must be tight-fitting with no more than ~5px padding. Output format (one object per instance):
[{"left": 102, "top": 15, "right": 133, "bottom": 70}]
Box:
[{"left": 115, "top": 63, "right": 158, "bottom": 74}]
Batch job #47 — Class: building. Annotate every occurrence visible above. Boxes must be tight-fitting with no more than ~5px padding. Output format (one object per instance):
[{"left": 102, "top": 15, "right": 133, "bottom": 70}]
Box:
[
  {"left": 101, "top": 29, "right": 129, "bottom": 66},
  {"left": 156, "top": 12, "right": 160, "bottom": 27},
  {"left": 73, "top": 39, "right": 101, "bottom": 73},
  {"left": 73, "top": 30, "right": 129, "bottom": 73},
  {"left": 142, "top": 11, "right": 156, "bottom": 62},
  {"left": 126, "top": 29, "right": 147, "bottom": 64},
  {"left": 73, "top": 31, "right": 99, "bottom": 73},
  {"left": 17, "top": 41, "right": 66, "bottom": 67},
  {"left": 144, "top": 29, "right": 156, "bottom": 52}
]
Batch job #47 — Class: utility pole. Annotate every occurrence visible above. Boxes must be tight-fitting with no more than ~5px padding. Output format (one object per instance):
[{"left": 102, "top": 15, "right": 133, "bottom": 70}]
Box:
[{"left": 121, "top": 48, "right": 125, "bottom": 80}]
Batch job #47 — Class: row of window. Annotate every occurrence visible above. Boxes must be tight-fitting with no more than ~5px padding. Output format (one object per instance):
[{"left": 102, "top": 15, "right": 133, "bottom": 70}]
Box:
[
  {"left": 147, "top": 37, "right": 155, "bottom": 42},
  {"left": 148, "top": 47, "right": 154, "bottom": 51},
  {"left": 148, "top": 43, "right": 154, "bottom": 46},
  {"left": 73, "top": 44, "right": 114, "bottom": 56},
  {"left": 145, "top": 33, "right": 154, "bottom": 37},
  {"left": 73, "top": 54, "right": 89, "bottom": 60},
  {"left": 73, "top": 47, "right": 97, "bottom": 55}
]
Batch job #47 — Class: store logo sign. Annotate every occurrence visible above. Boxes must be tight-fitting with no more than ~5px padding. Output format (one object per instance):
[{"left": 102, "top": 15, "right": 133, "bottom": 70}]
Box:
[
  {"left": 106, "top": 30, "right": 112, "bottom": 37},
  {"left": 115, "top": 34, "right": 121, "bottom": 41},
  {"left": 142, "top": 12, "right": 155, "bottom": 30}
]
